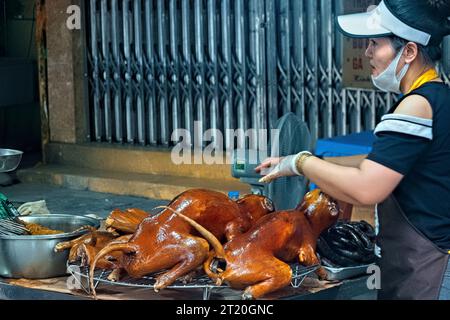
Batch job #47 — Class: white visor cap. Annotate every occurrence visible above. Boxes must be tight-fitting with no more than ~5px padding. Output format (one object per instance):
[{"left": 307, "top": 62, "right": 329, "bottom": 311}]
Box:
[{"left": 337, "top": 0, "right": 432, "bottom": 46}]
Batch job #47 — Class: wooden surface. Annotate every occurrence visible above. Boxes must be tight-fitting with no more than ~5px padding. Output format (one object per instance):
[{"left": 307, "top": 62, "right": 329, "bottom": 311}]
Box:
[{"left": 4, "top": 275, "right": 342, "bottom": 300}]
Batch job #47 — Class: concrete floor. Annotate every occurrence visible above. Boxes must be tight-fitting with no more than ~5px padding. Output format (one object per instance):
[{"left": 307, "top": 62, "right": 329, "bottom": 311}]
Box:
[{"left": 0, "top": 181, "right": 169, "bottom": 218}]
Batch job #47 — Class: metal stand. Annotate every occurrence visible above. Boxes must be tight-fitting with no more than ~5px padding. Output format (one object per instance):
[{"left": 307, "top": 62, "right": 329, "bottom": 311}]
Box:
[
  {"left": 67, "top": 262, "right": 319, "bottom": 300},
  {"left": 291, "top": 264, "right": 319, "bottom": 288}
]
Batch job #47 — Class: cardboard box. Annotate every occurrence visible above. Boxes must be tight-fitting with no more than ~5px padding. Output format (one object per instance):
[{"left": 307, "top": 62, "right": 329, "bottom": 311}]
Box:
[
  {"left": 352, "top": 204, "right": 375, "bottom": 227},
  {"left": 341, "top": 0, "right": 380, "bottom": 89},
  {"left": 323, "top": 154, "right": 367, "bottom": 168}
]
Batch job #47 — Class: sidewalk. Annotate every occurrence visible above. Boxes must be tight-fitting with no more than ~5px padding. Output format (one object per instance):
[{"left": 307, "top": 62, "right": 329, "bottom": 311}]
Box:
[{"left": 0, "top": 181, "right": 169, "bottom": 218}]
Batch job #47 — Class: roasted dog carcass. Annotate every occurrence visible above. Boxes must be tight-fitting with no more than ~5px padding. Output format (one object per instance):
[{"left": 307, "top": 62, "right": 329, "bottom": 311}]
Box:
[
  {"left": 105, "top": 208, "right": 150, "bottom": 234},
  {"left": 175, "top": 189, "right": 340, "bottom": 299},
  {"left": 54, "top": 208, "right": 151, "bottom": 269},
  {"left": 55, "top": 231, "right": 132, "bottom": 269},
  {"left": 89, "top": 189, "right": 275, "bottom": 297}
]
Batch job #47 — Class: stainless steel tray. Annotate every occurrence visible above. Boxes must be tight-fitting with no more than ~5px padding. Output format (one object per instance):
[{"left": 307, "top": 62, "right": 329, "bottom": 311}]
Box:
[{"left": 323, "top": 264, "right": 374, "bottom": 281}]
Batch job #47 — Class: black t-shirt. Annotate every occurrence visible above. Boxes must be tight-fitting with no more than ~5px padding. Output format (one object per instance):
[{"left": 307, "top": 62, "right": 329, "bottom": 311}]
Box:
[{"left": 367, "top": 82, "right": 450, "bottom": 250}]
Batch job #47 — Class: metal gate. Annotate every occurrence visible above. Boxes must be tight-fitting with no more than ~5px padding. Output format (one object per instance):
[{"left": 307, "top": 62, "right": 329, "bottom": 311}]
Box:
[{"left": 84, "top": 0, "right": 450, "bottom": 148}]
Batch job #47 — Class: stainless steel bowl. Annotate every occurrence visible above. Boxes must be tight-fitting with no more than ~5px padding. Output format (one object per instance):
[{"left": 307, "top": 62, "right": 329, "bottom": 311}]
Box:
[
  {"left": 0, "top": 214, "right": 100, "bottom": 279},
  {"left": 0, "top": 149, "right": 23, "bottom": 173}
]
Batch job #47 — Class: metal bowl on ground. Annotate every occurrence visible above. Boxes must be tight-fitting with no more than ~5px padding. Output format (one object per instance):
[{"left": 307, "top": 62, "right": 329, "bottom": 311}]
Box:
[
  {"left": 0, "top": 149, "right": 23, "bottom": 173},
  {"left": 0, "top": 214, "right": 100, "bottom": 279}
]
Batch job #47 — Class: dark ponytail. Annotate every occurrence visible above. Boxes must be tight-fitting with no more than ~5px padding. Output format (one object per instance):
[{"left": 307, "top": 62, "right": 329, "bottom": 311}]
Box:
[
  {"left": 385, "top": 0, "right": 450, "bottom": 45},
  {"left": 421, "top": 45, "right": 442, "bottom": 64},
  {"left": 385, "top": 0, "right": 450, "bottom": 66},
  {"left": 390, "top": 36, "right": 442, "bottom": 66}
]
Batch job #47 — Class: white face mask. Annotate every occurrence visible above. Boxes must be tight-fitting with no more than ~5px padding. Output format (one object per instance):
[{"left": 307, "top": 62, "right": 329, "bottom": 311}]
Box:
[{"left": 371, "top": 47, "right": 409, "bottom": 94}]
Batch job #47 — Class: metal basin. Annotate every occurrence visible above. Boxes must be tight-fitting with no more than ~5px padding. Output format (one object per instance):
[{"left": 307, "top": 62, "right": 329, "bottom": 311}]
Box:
[
  {"left": 0, "top": 149, "right": 23, "bottom": 173},
  {"left": 0, "top": 215, "right": 100, "bottom": 279}
]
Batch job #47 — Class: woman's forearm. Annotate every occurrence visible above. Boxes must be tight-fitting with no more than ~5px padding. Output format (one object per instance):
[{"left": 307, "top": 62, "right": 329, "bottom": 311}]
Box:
[{"left": 302, "top": 156, "right": 367, "bottom": 205}]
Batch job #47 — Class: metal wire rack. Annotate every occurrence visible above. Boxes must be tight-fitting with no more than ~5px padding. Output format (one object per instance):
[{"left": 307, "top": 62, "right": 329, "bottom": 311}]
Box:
[{"left": 67, "top": 261, "right": 319, "bottom": 300}]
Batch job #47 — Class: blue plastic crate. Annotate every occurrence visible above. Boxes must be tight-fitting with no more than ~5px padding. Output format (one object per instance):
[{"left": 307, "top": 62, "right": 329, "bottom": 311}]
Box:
[{"left": 315, "top": 130, "right": 375, "bottom": 158}]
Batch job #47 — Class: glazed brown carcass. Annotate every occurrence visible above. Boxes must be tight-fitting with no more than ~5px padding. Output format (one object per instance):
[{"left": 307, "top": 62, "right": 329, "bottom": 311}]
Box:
[
  {"left": 55, "top": 231, "right": 130, "bottom": 269},
  {"left": 55, "top": 208, "right": 150, "bottom": 266},
  {"left": 105, "top": 208, "right": 150, "bottom": 234},
  {"left": 55, "top": 231, "right": 115, "bottom": 262},
  {"left": 175, "top": 189, "right": 340, "bottom": 299},
  {"left": 77, "top": 234, "right": 132, "bottom": 270},
  {"left": 89, "top": 189, "right": 275, "bottom": 297}
]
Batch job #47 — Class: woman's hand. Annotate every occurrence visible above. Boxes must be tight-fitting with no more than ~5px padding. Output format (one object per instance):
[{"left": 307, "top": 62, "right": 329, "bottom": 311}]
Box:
[
  {"left": 256, "top": 155, "right": 300, "bottom": 183},
  {"left": 255, "top": 157, "right": 283, "bottom": 174}
]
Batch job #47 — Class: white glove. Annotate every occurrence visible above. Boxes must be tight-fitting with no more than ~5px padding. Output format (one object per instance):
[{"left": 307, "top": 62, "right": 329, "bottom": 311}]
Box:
[
  {"left": 18, "top": 200, "right": 51, "bottom": 216},
  {"left": 258, "top": 151, "right": 311, "bottom": 183}
]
